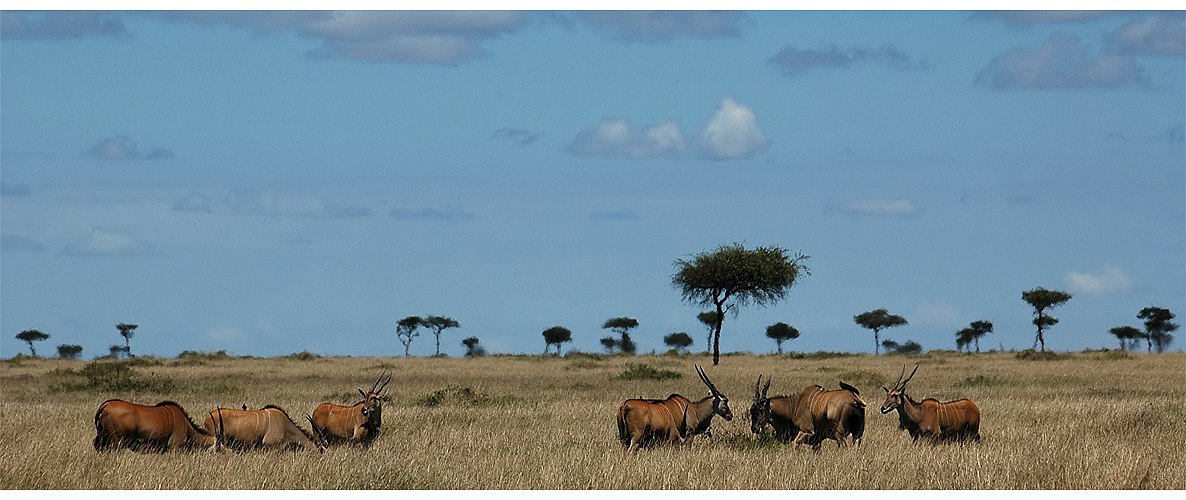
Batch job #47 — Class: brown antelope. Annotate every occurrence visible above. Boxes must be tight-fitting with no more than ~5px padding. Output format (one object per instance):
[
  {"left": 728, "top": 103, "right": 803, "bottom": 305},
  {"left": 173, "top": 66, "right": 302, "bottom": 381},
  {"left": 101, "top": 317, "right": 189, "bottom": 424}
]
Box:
[
  {"left": 616, "top": 365, "right": 733, "bottom": 452},
  {"left": 880, "top": 364, "right": 981, "bottom": 442},
  {"left": 310, "top": 371, "right": 391, "bottom": 445},
  {"left": 203, "top": 405, "right": 327, "bottom": 452},
  {"left": 749, "top": 375, "right": 866, "bottom": 449},
  {"left": 94, "top": 399, "right": 219, "bottom": 452}
]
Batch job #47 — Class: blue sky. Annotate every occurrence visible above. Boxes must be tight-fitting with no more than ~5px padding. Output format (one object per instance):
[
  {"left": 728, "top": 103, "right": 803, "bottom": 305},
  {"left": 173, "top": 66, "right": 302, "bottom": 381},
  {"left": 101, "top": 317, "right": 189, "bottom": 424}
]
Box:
[{"left": 2, "top": 9, "right": 1183, "bottom": 359}]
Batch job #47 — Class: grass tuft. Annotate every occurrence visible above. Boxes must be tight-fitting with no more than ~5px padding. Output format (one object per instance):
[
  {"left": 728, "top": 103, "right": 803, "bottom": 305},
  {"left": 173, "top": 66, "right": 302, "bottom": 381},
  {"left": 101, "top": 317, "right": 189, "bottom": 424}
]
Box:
[{"left": 616, "top": 363, "right": 682, "bottom": 380}]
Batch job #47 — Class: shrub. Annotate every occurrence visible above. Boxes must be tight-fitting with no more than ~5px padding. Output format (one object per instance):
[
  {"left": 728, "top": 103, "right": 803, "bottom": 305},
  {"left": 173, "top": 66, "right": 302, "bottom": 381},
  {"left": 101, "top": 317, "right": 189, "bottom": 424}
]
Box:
[
  {"left": 416, "top": 385, "right": 514, "bottom": 408},
  {"left": 51, "top": 361, "right": 174, "bottom": 393},
  {"left": 283, "top": 350, "right": 322, "bottom": 361},
  {"left": 615, "top": 363, "right": 681, "bottom": 381},
  {"left": 1015, "top": 349, "right": 1070, "bottom": 361}
]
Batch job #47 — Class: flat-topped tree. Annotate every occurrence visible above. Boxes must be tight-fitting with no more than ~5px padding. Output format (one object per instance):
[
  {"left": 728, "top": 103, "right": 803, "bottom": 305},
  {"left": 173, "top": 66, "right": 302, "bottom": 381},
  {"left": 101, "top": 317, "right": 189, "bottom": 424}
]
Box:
[
  {"left": 423, "top": 316, "right": 460, "bottom": 356},
  {"left": 765, "top": 322, "right": 799, "bottom": 355},
  {"left": 396, "top": 316, "right": 423, "bottom": 357},
  {"left": 854, "top": 309, "right": 907, "bottom": 355},
  {"left": 16, "top": 330, "right": 49, "bottom": 357},
  {"left": 602, "top": 317, "right": 638, "bottom": 355},
  {"left": 1021, "top": 287, "right": 1072, "bottom": 352},
  {"left": 672, "top": 243, "right": 810, "bottom": 365},
  {"left": 1138, "top": 307, "right": 1178, "bottom": 353},
  {"left": 116, "top": 323, "right": 137, "bottom": 357},
  {"left": 542, "top": 326, "right": 572, "bottom": 356}
]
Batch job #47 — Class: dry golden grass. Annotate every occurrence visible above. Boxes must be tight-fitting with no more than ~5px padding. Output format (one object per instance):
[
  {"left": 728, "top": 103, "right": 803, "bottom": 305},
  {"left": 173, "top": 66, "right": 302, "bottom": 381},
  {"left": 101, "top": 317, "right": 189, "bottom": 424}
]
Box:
[{"left": 1, "top": 351, "right": 1183, "bottom": 489}]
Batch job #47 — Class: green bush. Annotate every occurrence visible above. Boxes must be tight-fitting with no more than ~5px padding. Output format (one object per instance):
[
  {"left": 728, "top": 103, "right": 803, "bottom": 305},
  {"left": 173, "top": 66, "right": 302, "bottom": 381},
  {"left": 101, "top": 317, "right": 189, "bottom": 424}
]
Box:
[
  {"left": 1015, "top": 349, "right": 1071, "bottom": 361},
  {"left": 283, "top": 350, "right": 322, "bottom": 361},
  {"left": 51, "top": 361, "right": 174, "bottom": 393}
]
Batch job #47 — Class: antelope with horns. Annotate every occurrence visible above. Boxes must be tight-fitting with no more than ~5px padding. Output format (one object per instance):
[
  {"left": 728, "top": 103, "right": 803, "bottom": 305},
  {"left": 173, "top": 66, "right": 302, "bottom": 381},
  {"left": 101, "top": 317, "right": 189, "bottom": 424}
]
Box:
[
  {"left": 311, "top": 371, "right": 391, "bottom": 445},
  {"left": 94, "top": 399, "right": 219, "bottom": 452},
  {"left": 616, "top": 365, "right": 733, "bottom": 452},
  {"left": 750, "top": 375, "right": 866, "bottom": 449},
  {"left": 880, "top": 364, "right": 981, "bottom": 442},
  {"left": 203, "top": 405, "right": 327, "bottom": 452}
]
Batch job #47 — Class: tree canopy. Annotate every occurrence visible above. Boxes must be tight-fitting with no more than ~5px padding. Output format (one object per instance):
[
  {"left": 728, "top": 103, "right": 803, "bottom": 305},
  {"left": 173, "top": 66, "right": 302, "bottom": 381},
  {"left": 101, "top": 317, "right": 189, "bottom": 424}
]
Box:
[
  {"left": 854, "top": 308, "right": 907, "bottom": 354},
  {"left": 672, "top": 243, "right": 809, "bottom": 365},
  {"left": 396, "top": 315, "right": 423, "bottom": 357},
  {"left": 116, "top": 323, "right": 137, "bottom": 356},
  {"left": 16, "top": 330, "right": 49, "bottom": 357},
  {"left": 57, "top": 344, "right": 83, "bottom": 359},
  {"left": 1138, "top": 306, "right": 1178, "bottom": 353},
  {"left": 542, "top": 326, "right": 572, "bottom": 355},
  {"left": 765, "top": 322, "right": 800, "bottom": 354},
  {"left": 601, "top": 317, "right": 638, "bottom": 354},
  {"left": 1021, "top": 287, "right": 1072, "bottom": 352},
  {"left": 423, "top": 315, "right": 461, "bottom": 357},
  {"left": 662, "top": 332, "right": 693, "bottom": 353}
]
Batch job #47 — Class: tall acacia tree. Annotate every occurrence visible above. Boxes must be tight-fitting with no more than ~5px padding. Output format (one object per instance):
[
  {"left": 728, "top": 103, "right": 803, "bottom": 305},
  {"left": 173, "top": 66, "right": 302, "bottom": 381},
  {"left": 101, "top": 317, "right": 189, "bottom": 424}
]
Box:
[
  {"left": 1138, "top": 306, "right": 1178, "bottom": 353},
  {"left": 955, "top": 320, "right": 993, "bottom": 353},
  {"left": 765, "top": 322, "right": 799, "bottom": 355},
  {"left": 16, "top": 330, "right": 49, "bottom": 357},
  {"left": 672, "top": 243, "right": 810, "bottom": 365},
  {"left": 1021, "top": 287, "right": 1072, "bottom": 352},
  {"left": 602, "top": 317, "right": 638, "bottom": 355},
  {"left": 854, "top": 309, "right": 907, "bottom": 355},
  {"left": 116, "top": 323, "right": 137, "bottom": 357},
  {"left": 423, "top": 315, "right": 460, "bottom": 357},
  {"left": 396, "top": 316, "right": 423, "bottom": 357},
  {"left": 542, "top": 326, "right": 572, "bottom": 356}
]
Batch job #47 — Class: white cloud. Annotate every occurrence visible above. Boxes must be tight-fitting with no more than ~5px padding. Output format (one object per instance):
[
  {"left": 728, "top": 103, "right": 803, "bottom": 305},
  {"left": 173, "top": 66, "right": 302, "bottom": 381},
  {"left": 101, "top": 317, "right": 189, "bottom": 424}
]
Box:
[
  {"left": 301, "top": 11, "right": 529, "bottom": 65},
  {"left": 1107, "top": 12, "right": 1185, "bottom": 55},
  {"left": 831, "top": 199, "right": 923, "bottom": 218},
  {"left": 567, "top": 119, "right": 687, "bottom": 159},
  {"left": 61, "top": 229, "right": 157, "bottom": 258},
  {"left": 1065, "top": 266, "right": 1134, "bottom": 295},
  {"left": 975, "top": 34, "right": 1147, "bottom": 90},
  {"left": 913, "top": 303, "right": 962, "bottom": 327},
  {"left": 700, "top": 97, "right": 770, "bottom": 160},
  {"left": 578, "top": 11, "right": 741, "bottom": 42}
]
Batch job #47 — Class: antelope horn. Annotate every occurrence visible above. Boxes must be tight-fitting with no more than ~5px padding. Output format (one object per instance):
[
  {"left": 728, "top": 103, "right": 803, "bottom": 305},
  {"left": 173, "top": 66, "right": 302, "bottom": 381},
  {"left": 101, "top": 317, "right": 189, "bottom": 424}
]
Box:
[
  {"left": 753, "top": 375, "right": 763, "bottom": 400},
  {"left": 901, "top": 363, "right": 919, "bottom": 388},
  {"left": 377, "top": 371, "right": 392, "bottom": 394},
  {"left": 215, "top": 408, "right": 225, "bottom": 450},
  {"left": 370, "top": 371, "right": 386, "bottom": 393},
  {"left": 762, "top": 375, "right": 771, "bottom": 399},
  {"left": 306, "top": 414, "right": 328, "bottom": 451},
  {"left": 696, "top": 365, "right": 720, "bottom": 396},
  {"left": 894, "top": 364, "right": 905, "bottom": 389}
]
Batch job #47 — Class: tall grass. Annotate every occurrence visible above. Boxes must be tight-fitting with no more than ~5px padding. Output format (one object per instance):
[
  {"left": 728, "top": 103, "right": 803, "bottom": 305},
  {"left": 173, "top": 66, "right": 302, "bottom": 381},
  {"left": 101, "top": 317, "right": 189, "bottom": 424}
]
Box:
[{"left": 1, "top": 352, "right": 1182, "bottom": 489}]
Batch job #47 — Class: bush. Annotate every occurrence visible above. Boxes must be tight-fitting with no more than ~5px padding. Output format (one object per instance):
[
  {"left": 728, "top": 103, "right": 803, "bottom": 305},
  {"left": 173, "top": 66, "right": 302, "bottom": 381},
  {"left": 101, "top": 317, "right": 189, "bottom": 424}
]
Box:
[
  {"left": 616, "top": 363, "right": 682, "bottom": 381},
  {"left": 416, "top": 385, "right": 515, "bottom": 407},
  {"left": 1015, "top": 349, "right": 1071, "bottom": 361},
  {"left": 783, "top": 351, "right": 855, "bottom": 360},
  {"left": 51, "top": 361, "right": 174, "bottom": 393},
  {"left": 283, "top": 350, "right": 322, "bottom": 361}
]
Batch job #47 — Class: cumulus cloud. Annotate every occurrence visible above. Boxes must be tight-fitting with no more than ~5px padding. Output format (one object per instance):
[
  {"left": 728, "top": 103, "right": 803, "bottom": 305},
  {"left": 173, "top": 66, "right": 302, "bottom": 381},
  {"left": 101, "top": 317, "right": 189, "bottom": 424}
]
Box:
[
  {"left": 301, "top": 11, "right": 530, "bottom": 65},
  {"left": 578, "top": 11, "right": 741, "bottom": 41},
  {"left": 61, "top": 229, "right": 157, "bottom": 258},
  {"left": 1066, "top": 266, "right": 1134, "bottom": 295},
  {"left": 567, "top": 119, "right": 688, "bottom": 159},
  {"left": 975, "top": 34, "right": 1147, "bottom": 90},
  {"left": 88, "top": 134, "right": 174, "bottom": 161},
  {"left": 1, "top": 233, "right": 46, "bottom": 252},
  {"left": 589, "top": 209, "right": 640, "bottom": 222},
  {"left": 768, "top": 44, "right": 932, "bottom": 76},
  {"left": 700, "top": 98, "right": 770, "bottom": 160},
  {"left": 829, "top": 199, "right": 924, "bottom": 218},
  {"left": 229, "top": 190, "right": 371, "bottom": 219},
  {"left": 390, "top": 206, "right": 475, "bottom": 222},
  {"left": 492, "top": 127, "right": 540, "bottom": 147},
  {"left": 1107, "top": 12, "right": 1186, "bottom": 55},
  {"left": 0, "top": 11, "right": 127, "bottom": 39}
]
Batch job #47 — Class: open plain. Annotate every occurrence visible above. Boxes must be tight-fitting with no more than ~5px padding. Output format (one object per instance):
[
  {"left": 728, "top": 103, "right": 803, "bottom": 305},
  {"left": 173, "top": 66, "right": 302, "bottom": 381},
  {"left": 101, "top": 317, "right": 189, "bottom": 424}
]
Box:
[{"left": 1, "top": 350, "right": 1183, "bottom": 489}]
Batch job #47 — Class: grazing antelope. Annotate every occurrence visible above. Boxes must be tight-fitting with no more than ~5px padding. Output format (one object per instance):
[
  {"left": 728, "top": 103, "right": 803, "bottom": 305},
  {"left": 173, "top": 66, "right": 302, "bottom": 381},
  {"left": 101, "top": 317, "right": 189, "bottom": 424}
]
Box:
[
  {"left": 750, "top": 375, "right": 865, "bottom": 449},
  {"left": 311, "top": 371, "right": 391, "bottom": 445},
  {"left": 880, "top": 364, "right": 981, "bottom": 443},
  {"left": 616, "top": 365, "right": 733, "bottom": 452},
  {"left": 93, "top": 399, "right": 218, "bottom": 452},
  {"left": 203, "top": 405, "right": 327, "bottom": 452}
]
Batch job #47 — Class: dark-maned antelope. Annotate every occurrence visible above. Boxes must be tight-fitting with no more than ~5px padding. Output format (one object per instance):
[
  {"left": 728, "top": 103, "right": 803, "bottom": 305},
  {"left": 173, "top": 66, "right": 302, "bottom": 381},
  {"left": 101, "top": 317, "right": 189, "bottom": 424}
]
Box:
[
  {"left": 616, "top": 365, "right": 733, "bottom": 452},
  {"left": 880, "top": 364, "right": 981, "bottom": 442},
  {"left": 750, "top": 375, "right": 866, "bottom": 449},
  {"left": 311, "top": 371, "right": 391, "bottom": 445},
  {"left": 203, "top": 405, "right": 327, "bottom": 452},
  {"left": 94, "top": 399, "right": 218, "bottom": 452}
]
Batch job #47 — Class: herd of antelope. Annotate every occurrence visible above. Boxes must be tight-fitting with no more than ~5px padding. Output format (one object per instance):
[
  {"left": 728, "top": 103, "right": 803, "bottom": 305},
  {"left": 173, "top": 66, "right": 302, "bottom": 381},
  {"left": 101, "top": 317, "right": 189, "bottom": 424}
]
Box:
[
  {"left": 618, "top": 363, "right": 980, "bottom": 451},
  {"left": 92, "top": 363, "right": 979, "bottom": 454},
  {"left": 93, "top": 372, "right": 392, "bottom": 453}
]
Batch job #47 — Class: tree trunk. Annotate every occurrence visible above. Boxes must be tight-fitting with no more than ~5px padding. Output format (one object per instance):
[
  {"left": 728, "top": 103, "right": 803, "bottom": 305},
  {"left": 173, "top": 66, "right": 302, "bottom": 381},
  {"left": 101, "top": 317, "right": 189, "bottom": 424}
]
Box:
[
  {"left": 874, "top": 329, "right": 881, "bottom": 355},
  {"left": 435, "top": 334, "right": 441, "bottom": 356},
  {"left": 712, "top": 302, "right": 725, "bottom": 366}
]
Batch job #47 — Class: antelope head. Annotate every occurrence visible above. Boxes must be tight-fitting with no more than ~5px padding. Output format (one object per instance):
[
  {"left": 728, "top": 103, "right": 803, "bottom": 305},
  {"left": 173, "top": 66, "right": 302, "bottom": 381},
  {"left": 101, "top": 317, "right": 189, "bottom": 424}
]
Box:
[
  {"left": 359, "top": 371, "right": 392, "bottom": 422},
  {"left": 880, "top": 363, "right": 918, "bottom": 414},
  {"left": 749, "top": 374, "right": 772, "bottom": 435},
  {"left": 696, "top": 365, "right": 733, "bottom": 421}
]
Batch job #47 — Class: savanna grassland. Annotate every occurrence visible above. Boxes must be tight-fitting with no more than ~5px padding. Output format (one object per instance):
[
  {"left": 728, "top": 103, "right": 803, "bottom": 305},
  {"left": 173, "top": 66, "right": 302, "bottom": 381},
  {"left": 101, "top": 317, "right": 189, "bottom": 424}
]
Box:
[{"left": 1, "top": 350, "right": 1183, "bottom": 489}]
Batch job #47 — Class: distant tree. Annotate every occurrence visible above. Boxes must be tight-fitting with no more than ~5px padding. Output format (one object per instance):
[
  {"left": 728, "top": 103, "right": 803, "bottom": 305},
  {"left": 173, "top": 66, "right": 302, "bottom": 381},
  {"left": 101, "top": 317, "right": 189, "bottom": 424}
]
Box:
[
  {"left": 542, "top": 326, "right": 572, "bottom": 356},
  {"left": 602, "top": 317, "right": 638, "bottom": 355},
  {"left": 423, "top": 315, "right": 461, "bottom": 357},
  {"left": 1021, "top": 287, "right": 1072, "bottom": 352},
  {"left": 1109, "top": 326, "right": 1143, "bottom": 351},
  {"left": 116, "top": 323, "right": 138, "bottom": 357},
  {"left": 955, "top": 320, "right": 993, "bottom": 353},
  {"left": 15, "top": 330, "right": 49, "bottom": 357},
  {"left": 1138, "top": 307, "right": 1178, "bottom": 353},
  {"left": 663, "top": 332, "right": 693, "bottom": 354},
  {"left": 396, "top": 316, "right": 423, "bottom": 357},
  {"left": 895, "top": 340, "right": 922, "bottom": 355},
  {"left": 854, "top": 309, "right": 908, "bottom": 355},
  {"left": 672, "top": 243, "right": 810, "bottom": 365},
  {"left": 461, "top": 337, "right": 486, "bottom": 357},
  {"left": 57, "top": 344, "right": 83, "bottom": 359},
  {"left": 881, "top": 339, "right": 900, "bottom": 353},
  {"left": 599, "top": 337, "right": 617, "bottom": 354},
  {"left": 108, "top": 345, "right": 128, "bottom": 359},
  {"left": 765, "top": 322, "right": 799, "bottom": 355},
  {"left": 696, "top": 311, "right": 721, "bottom": 354}
]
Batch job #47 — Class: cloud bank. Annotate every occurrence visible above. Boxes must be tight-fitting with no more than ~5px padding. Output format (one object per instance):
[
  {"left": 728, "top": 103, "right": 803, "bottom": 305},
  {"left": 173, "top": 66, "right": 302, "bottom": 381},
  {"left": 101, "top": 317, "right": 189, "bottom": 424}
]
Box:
[
  {"left": 577, "top": 11, "right": 741, "bottom": 42},
  {"left": 1065, "top": 266, "right": 1134, "bottom": 295},
  {"left": 1107, "top": 12, "right": 1186, "bottom": 56},
  {"left": 61, "top": 229, "right": 157, "bottom": 258},
  {"left": 829, "top": 199, "right": 924, "bottom": 219},
  {"left": 229, "top": 190, "right": 371, "bottom": 219},
  {"left": 975, "top": 34, "right": 1147, "bottom": 90},
  {"left": 567, "top": 119, "right": 687, "bottom": 159},
  {"left": 769, "top": 44, "right": 932, "bottom": 76},
  {"left": 88, "top": 134, "right": 174, "bottom": 161},
  {"left": 0, "top": 11, "right": 127, "bottom": 39},
  {"left": 391, "top": 206, "right": 475, "bottom": 222}
]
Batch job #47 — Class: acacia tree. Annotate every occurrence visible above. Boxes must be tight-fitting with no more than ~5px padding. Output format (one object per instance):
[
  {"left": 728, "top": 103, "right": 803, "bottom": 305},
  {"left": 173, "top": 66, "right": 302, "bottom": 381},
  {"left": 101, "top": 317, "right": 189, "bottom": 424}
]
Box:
[
  {"left": 602, "top": 317, "right": 638, "bottom": 355},
  {"left": 461, "top": 337, "right": 486, "bottom": 357},
  {"left": 57, "top": 344, "right": 83, "bottom": 359},
  {"left": 423, "top": 315, "right": 460, "bottom": 357},
  {"left": 1109, "top": 326, "right": 1143, "bottom": 351},
  {"left": 1138, "top": 307, "right": 1178, "bottom": 353},
  {"left": 765, "top": 322, "right": 799, "bottom": 355},
  {"left": 396, "top": 316, "right": 423, "bottom": 357},
  {"left": 663, "top": 332, "right": 693, "bottom": 354},
  {"left": 672, "top": 243, "right": 810, "bottom": 365},
  {"left": 696, "top": 311, "right": 721, "bottom": 353},
  {"left": 1021, "top": 287, "right": 1072, "bottom": 352},
  {"left": 854, "top": 309, "right": 907, "bottom": 355},
  {"left": 116, "top": 323, "right": 137, "bottom": 357},
  {"left": 542, "top": 326, "right": 572, "bottom": 356},
  {"left": 599, "top": 337, "right": 617, "bottom": 354},
  {"left": 16, "top": 330, "right": 49, "bottom": 357},
  {"left": 955, "top": 320, "right": 993, "bottom": 353}
]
